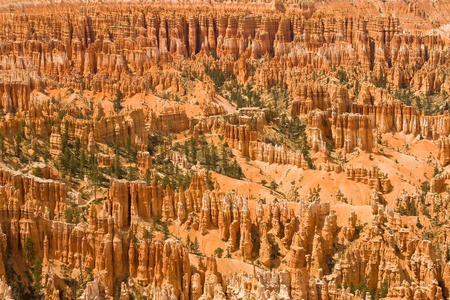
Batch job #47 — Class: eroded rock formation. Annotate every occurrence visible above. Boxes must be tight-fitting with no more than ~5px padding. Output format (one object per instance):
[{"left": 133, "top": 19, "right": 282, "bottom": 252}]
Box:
[{"left": 0, "top": 1, "right": 449, "bottom": 299}]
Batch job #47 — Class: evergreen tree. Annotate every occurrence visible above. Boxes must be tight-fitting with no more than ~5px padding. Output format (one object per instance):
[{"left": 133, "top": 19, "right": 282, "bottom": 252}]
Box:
[
  {"left": 416, "top": 217, "right": 423, "bottom": 229},
  {"left": 61, "top": 120, "right": 69, "bottom": 152},
  {"left": 114, "top": 155, "right": 121, "bottom": 179},
  {"left": 204, "top": 143, "right": 211, "bottom": 167},
  {"left": 23, "top": 236, "right": 35, "bottom": 266},
  {"left": 186, "top": 235, "right": 192, "bottom": 251},
  {"left": 248, "top": 116, "right": 255, "bottom": 131},
  {"left": 145, "top": 169, "right": 152, "bottom": 186},
  {"left": 114, "top": 135, "right": 121, "bottom": 155},
  {"left": 147, "top": 140, "right": 155, "bottom": 156},
  {"left": 162, "top": 222, "right": 169, "bottom": 240},
  {"left": 69, "top": 149, "right": 77, "bottom": 177},
  {"left": 158, "top": 144, "right": 166, "bottom": 164},
  {"left": 114, "top": 90, "right": 124, "bottom": 112},
  {"left": 127, "top": 165, "right": 135, "bottom": 181},
  {"left": 210, "top": 143, "right": 218, "bottom": 170},
  {"left": 32, "top": 256, "right": 43, "bottom": 298},
  {"left": 183, "top": 140, "right": 190, "bottom": 159},
  {"left": 14, "top": 134, "right": 22, "bottom": 157},
  {"left": 113, "top": 137, "right": 121, "bottom": 178},
  {"left": 220, "top": 143, "right": 228, "bottom": 174},
  {"left": 410, "top": 198, "right": 417, "bottom": 216},
  {"left": 206, "top": 170, "right": 214, "bottom": 190},
  {"left": 214, "top": 247, "right": 224, "bottom": 258},
  {"left": 144, "top": 229, "right": 154, "bottom": 241},
  {"left": 31, "top": 142, "right": 38, "bottom": 162},
  {"left": 108, "top": 163, "right": 113, "bottom": 177},
  {"left": 88, "top": 156, "right": 101, "bottom": 200},
  {"left": 126, "top": 136, "right": 131, "bottom": 158},
  {"left": 189, "top": 137, "right": 197, "bottom": 162},
  {"left": 74, "top": 138, "right": 81, "bottom": 157},
  {"left": 161, "top": 175, "right": 170, "bottom": 189},
  {"left": 228, "top": 159, "right": 242, "bottom": 179},
  {"left": 80, "top": 148, "right": 87, "bottom": 174},
  {"left": 32, "top": 166, "right": 42, "bottom": 177},
  {"left": 0, "top": 133, "right": 5, "bottom": 160},
  {"left": 43, "top": 148, "right": 50, "bottom": 164},
  {"left": 193, "top": 237, "right": 200, "bottom": 254}
]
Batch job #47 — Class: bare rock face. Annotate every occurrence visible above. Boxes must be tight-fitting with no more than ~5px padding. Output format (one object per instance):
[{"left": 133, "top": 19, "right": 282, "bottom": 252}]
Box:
[
  {"left": 149, "top": 107, "right": 190, "bottom": 133},
  {"left": 0, "top": 159, "right": 448, "bottom": 299},
  {"left": 0, "top": 277, "right": 13, "bottom": 300},
  {"left": 259, "top": 221, "right": 272, "bottom": 267},
  {"left": 131, "top": 239, "right": 191, "bottom": 299},
  {"left": 225, "top": 270, "right": 291, "bottom": 299},
  {"left": 331, "top": 112, "right": 375, "bottom": 153},
  {"left": 79, "top": 281, "right": 107, "bottom": 299},
  {"left": 252, "top": 142, "right": 309, "bottom": 169},
  {"left": 0, "top": 4, "right": 436, "bottom": 94},
  {"left": 137, "top": 151, "right": 152, "bottom": 175},
  {"left": 91, "top": 109, "right": 149, "bottom": 146},
  {"left": 110, "top": 179, "right": 131, "bottom": 228},
  {"left": 438, "top": 137, "right": 450, "bottom": 167},
  {"left": 0, "top": 168, "right": 191, "bottom": 297},
  {"left": 346, "top": 164, "right": 391, "bottom": 194},
  {"left": 207, "top": 115, "right": 308, "bottom": 168},
  {"left": 108, "top": 173, "right": 207, "bottom": 226},
  {"left": 88, "top": 131, "right": 97, "bottom": 154},
  {"left": 49, "top": 126, "right": 62, "bottom": 156},
  {"left": 291, "top": 83, "right": 330, "bottom": 115},
  {"left": 0, "top": 82, "right": 31, "bottom": 113},
  {"left": 342, "top": 210, "right": 357, "bottom": 241},
  {"left": 0, "top": 2, "right": 449, "bottom": 300},
  {"left": 305, "top": 101, "right": 450, "bottom": 155}
]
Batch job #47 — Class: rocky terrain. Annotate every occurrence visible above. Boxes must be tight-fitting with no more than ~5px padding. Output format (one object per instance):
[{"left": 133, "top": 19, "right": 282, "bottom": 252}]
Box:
[{"left": 0, "top": 0, "right": 449, "bottom": 299}]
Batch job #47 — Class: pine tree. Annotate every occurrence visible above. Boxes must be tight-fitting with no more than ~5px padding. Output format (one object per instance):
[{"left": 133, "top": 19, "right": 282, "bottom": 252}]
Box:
[
  {"left": 80, "top": 148, "right": 87, "bottom": 173},
  {"left": 61, "top": 120, "right": 69, "bottom": 152},
  {"left": 14, "top": 134, "right": 22, "bottom": 157},
  {"left": 89, "top": 160, "right": 101, "bottom": 201},
  {"left": 206, "top": 170, "right": 214, "bottom": 190},
  {"left": 127, "top": 165, "right": 134, "bottom": 181},
  {"left": 161, "top": 175, "right": 170, "bottom": 189},
  {"left": 144, "top": 229, "right": 154, "bottom": 241},
  {"left": 214, "top": 247, "right": 224, "bottom": 258},
  {"left": 193, "top": 237, "right": 200, "bottom": 254},
  {"left": 183, "top": 140, "right": 190, "bottom": 159},
  {"left": 220, "top": 143, "right": 228, "bottom": 174},
  {"left": 410, "top": 198, "right": 417, "bottom": 216},
  {"left": 145, "top": 169, "right": 152, "bottom": 186},
  {"left": 0, "top": 133, "right": 5, "bottom": 160},
  {"left": 229, "top": 159, "right": 242, "bottom": 179},
  {"left": 114, "top": 135, "right": 121, "bottom": 155},
  {"left": 189, "top": 137, "right": 197, "bottom": 162},
  {"left": 32, "top": 256, "right": 43, "bottom": 298},
  {"left": 114, "top": 155, "right": 121, "bottom": 179},
  {"left": 31, "top": 142, "right": 38, "bottom": 162},
  {"left": 162, "top": 222, "right": 169, "bottom": 240},
  {"left": 114, "top": 90, "right": 124, "bottom": 112},
  {"left": 23, "top": 236, "right": 35, "bottom": 266},
  {"left": 210, "top": 143, "right": 218, "bottom": 170},
  {"left": 126, "top": 136, "right": 131, "bottom": 158},
  {"left": 416, "top": 217, "right": 423, "bottom": 229},
  {"left": 69, "top": 150, "right": 77, "bottom": 177},
  {"left": 186, "top": 235, "right": 192, "bottom": 251},
  {"left": 32, "top": 166, "right": 42, "bottom": 177},
  {"left": 249, "top": 116, "right": 255, "bottom": 131},
  {"left": 204, "top": 143, "right": 211, "bottom": 167},
  {"left": 74, "top": 138, "right": 81, "bottom": 157},
  {"left": 147, "top": 140, "right": 155, "bottom": 156}
]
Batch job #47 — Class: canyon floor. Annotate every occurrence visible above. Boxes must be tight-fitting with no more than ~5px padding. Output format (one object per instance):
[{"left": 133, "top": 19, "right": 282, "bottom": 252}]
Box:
[{"left": 0, "top": 0, "right": 450, "bottom": 299}]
